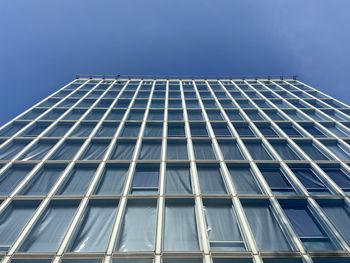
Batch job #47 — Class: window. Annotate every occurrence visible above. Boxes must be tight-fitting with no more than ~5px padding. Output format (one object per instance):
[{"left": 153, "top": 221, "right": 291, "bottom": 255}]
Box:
[
  {"left": 204, "top": 201, "right": 245, "bottom": 251},
  {"left": 0, "top": 122, "right": 28, "bottom": 137},
  {"left": 212, "top": 125, "right": 232, "bottom": 137},
  {"left": 0, "top": 165, "right": 34, "bottom": 195},
  {"left": 138, "top": 141, "right": 162, "bottom": 160},
  {"left": 295, "top": 141, "right": 330, "bottom": 160},
  {"left": 0, "top": 140, "right": 29, "bottom": 160},
  {"left": 228, "top": 166, "right": 262, "bottom": 194},
  {"left": 291, "top": 167, "right": 329, "bottom": 195},
  {"left": 187, "top": 110, "right": 203, "bottom": 121},
  {"left": 20, "top": 165, "right": 65, "bottom": 196},
  {"left": 106, "top": 109, "right": 126, "bottom": 121},
  {"left": 225, "top": 110, "right": 244, "bottom": 121},
  {"left": 117, "top": 200, "right": 157, "bottom": 251},
  {"left": 168, "top": 124, "right": 185, "bottom": 137},
  {"left": 269, "top": 141, "right": 302, "bottom": 160},
  {"left": 165, "top": 165, "right": 192, "bottom": 194},
  {"left": 49, "top": 141, "right": 83, "bottom": 160},
  {"left": 96, "top": 123, "right": 119, "bottom": 137},
  {"left": 193, "top": 141, "right": 217, "bottom": 160},
  {"left": 19, "top": 141, "right": 56, "bottom": 160},
  {"left": 131, "top": 165, "right": 159, "bottom": 194},
  {"left": 19, "top": 202, "right": 78, "bottom": 252},
  {"left": 281, "top": 202, "right": 338, "bottom": 251},
  {"left": 190, "top": 123, "right": 208, "bottom": 137},
  {"left": 256, "top": 125, "right": 279, "bottom": 137},
  {"left": 245, "top": 110, "right": 265, "bottom": 121},
  {"left": 57, "top": 165, "right": 96, "bottom": 195},
  {"left": 244, "top": 141, "right": 274, "bottom": 160},
  {"left": 278, "top": 125, "right": 303, "bottom": 137},
  {"left": 207, "top": 110, "right": 224, "bottom": 121},
  {"left": 68, "top": 201, "right": 118, "bottom": 252},
  {"left": 80, "top": 141, "right": 110, "bottom": 160},
  {"left": 0, "top": 201, "right": 38, "bottom": 251},
  {"left": 20, "top": 123, "right": 48, "bottom": 137},
  {"left": 164, "top": 200, "right": 199, "bottom": 251},
  {"left": 120, "top": 123, "right": 141, "bottom": 137},
  {"left": 168, "top": 110, "right": 183, "bottom": 121},
  {"left": 197, "top": 165, "right": 227, "bottom": 194},
  {"left": 167, "top": 141, "right": 188, "bottom": 160},
  {"left": 259, "top": 166, "right": 295, "bottom": 195},
  {"left": 84, "top": 109, "right": 106, "bottom": 121},
  {"left": 110, "top": 140, "right": 135, "bottom": 160},
  {"left": 318, "top": 201, "right": 350, "bottom": 244},
  {"left": 144, "top": 123, "right": 163, "bottom": 137},
  {"left": 234, "top": 124, "right": 255, "bottom": 137},
  {"left": 312, "top": 257, "right": 350, "bottom": 263},
  {"left": 45, "top": 123, "right": 72, "bottom": 137},
  {"left": 127, "top": 110, "right": 145, "bottom": 121},
  {"left": 321, "top": 167, "right": 350, "bottom": 192},
  {"left": 322, "top": 141, "right": 350, "bottom": 160},
  {"left": 243, "top": 200, "right": 292, "bottom": 251},
  {"left": 301, "top": 125, "right": 327, "bottom": 137},
  {"left": 263, "top": 258, "right": 303, "bottom": 263},
  {"left": 94, "top": 165, "right": 128, "bottom": 196},
  {"left": 70, "top": 123, "right": 95, "bottom": 137},
  {"left": 63, "top": 109, "right": 87, "bottom": 121},
  {"left": 218, "top": 140, "right": 245, "bottom": 160},
  {"left": 147, "top": 110, "right": 164, "bottom": 121}
]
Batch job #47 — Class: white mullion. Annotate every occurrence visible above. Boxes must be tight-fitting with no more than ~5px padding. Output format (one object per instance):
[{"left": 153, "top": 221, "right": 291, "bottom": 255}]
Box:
[
  {"left": 266, "top": 80, "right": 350, "bottom": 199},
  {"left": 246, "top": 80, "right": 350, "bottom": 252},
  {"left": 104, "top": 80, "right": 156, "bottom": 263},
  {"left": 181, "top": 81, "right": 211, "bottom": 263},
  {"left": 198, "top": 81, "right": 262, "bottom": 263},
  {"left": 154, "top": 80, "right": 168, "bottom": 263},
  {"left": 1, "top": 79, "right": 109, "bottom": 262}
]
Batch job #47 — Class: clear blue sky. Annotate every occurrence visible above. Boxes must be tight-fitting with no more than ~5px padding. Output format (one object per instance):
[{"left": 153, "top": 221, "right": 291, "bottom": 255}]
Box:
[{"left": 1, "top": 0, "right": 350, "bottom": 125}]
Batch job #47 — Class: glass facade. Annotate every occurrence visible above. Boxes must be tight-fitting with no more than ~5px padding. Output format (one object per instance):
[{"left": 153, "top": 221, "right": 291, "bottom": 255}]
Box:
[{"left": 0, "top": 77, "right": 349, "bottom": 263}]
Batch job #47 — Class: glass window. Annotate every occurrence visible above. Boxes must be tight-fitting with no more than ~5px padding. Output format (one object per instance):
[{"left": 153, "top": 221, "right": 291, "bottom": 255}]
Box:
[
  {"left": 312, "top": 257, "right": 350, "bottom": 263},
  {"left": 131, "top": 165, "right": 159, "bottom": 194},
  {"left": 80, "top": 141, "right": 110, "bottom": 160},
  {"left": 164, "top": 200, "right": 199, "bottom": 251},
  {"left": 165, "top": 165, "right": 192, "bottom": 194},
  {"left": 302, "top": 125, "right": 327, "bottom": 137},
  {"left": 20, "top": 165, "right": 65, "bottom": 196},
  {"left": 187, "top": 110, "right": 203, "bottom": 121},
  {"left": 262, "top": 258, "right": 303, "bottom": 263},
  {"left": 228, "top": 166, "right": 262, "bottom": 194},
  {"left": 259, "top": 166, "right": 295, "bottom": 195},
  {"left": 63, "top": 109, "right": 87, "bottom": 121},
  {"left": 168, "top": 124, "right": 185, "bottom": 137},
  {"left": 321, "top": 167, "right": 350, "bottom": 192},
  {"left": 0, "top": 140, "right": 29, "bottom": 160},
  {"left": 147, "top": 110, "right": 164, "bottom": 121},
  {"left": 190, "top": 123, "right": 208, "bottom": 137},
  {"left": 84, "top": 109, "right": 107, "bottom": 121},
  {"left": 204, "top": 201, "right": 245, "bottom": 251},
  {"left": 0, "top": 122, "right": 28, "bottom": 137},
  {"left": 257, "top": 125, "right": 279, "bottom": 137},
  {"left": 244, "top": 141, "right": 274, "bottom": 160},
  {"left": 281, "top": 202, "right": 338, "bottom": 251},
  {"left": 295, "top": 141, "right": 330, "bottom": 160},
  {"left": 243, "top": 201, "right": 292, "bottom": 251},
  {"left": 96, "top": 123, "right": 119, "bottom": 137},
  {"left": 144, "top": 123, "right": 163, "bottom": 137},
  {"left": 49, "top": 141, "right": 83, "bottom": 160},
  {"left": 127, "top": 110, "right": 145, "bottom": 121},
  {"left": 19, "top": 202, "right": 78, "bottom": 252},
  {"left": 116, "top": 200, "right": 157, "bottom": 251},
  {"left": 121, "top": 123, "right": 141, "bottom": 137},
  {"left": 138, "top": 141, "right": 162, "bottom": 160},
  {"left": 167, "top": 141, "right": 188, "bottom": 160},
  {"left": 20, "top": 141, "right": 56, "bottom": 161},
  {"left": 291, "top": 167, "right": 329, "bottom": 195},
  {"left": 0, "top": 201, "right": 38, "bottom": 252},
  {"left": 94, "top": 165, "right": 129, "bottom": 195},
  {"left": 322, "top": 141, "right": 350, "bottom": 160},
  {"left": 218, "top": 140, "right": 245, "bottom": 160},
  {"left": 70, "top": 123, "right": 96, "bottom": 137},
  {"left": 193, "top": 141, "right": 217, "bottom": 160},
  {"left": 0, "top": 165, "right": 34, "bottom": 195},
  {"left": 110, "top": 140, "right": 135, "bottom": 160},
  {"left": 20, "top": 123, "right": 48, "bottom": 137},
  {"left": 106, "top": 109, "right": 126, "bottom": 121},
  {"left": 278, "top": 125, "right": 303, "bottom": 137},
  {"left": 319, "top": 201, "right": 350, "bottom": 244},
  {"left": 269, "top": 141, "right": 302, "bottom": 160},
  {"left": 212, "top": 125, "right": 232, "bottom": 137},
  {"left": 197, "top": 165, "right": 227, "bottom": 194},
  {"left": 68, "top": 201, "right": 118, "bottom": 252},
  {"left": 45, "top": 123, "right": 73, "bottom": 137},
  {"left": 57, "top": 166, "right": 96, "bottom": 195},
  {"left": 168, "top": 110, "right": 183, "bottom": 121},
  {"left": 225, "top": 110, "right": 244, "bottom": 121}
]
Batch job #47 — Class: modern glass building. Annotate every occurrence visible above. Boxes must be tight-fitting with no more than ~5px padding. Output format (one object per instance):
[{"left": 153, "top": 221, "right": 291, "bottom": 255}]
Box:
[{"left": 0, "top": 76, "right": 349, "bottom": 263}]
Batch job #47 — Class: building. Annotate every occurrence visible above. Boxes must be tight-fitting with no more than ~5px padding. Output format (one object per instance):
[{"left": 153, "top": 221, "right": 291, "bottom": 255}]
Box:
[{"left": 0, "top": 76, "right": 349, "bottom": 263}]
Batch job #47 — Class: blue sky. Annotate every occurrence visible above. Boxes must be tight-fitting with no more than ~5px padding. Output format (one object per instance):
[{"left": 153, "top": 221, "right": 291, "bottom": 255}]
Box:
[{"left": 1, "top": 0, "right": 350, "bottom": 125}]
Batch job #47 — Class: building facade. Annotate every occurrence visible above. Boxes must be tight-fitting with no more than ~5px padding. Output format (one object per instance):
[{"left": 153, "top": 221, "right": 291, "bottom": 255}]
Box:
[{"left": 0, "top": 76, "right": 349, "bottom": 263}]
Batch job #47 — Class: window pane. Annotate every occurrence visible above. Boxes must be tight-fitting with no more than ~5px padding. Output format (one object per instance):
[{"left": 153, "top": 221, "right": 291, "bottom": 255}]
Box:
[
  {"left": 164, "top": 202, "right": 199, "bottom": 251},
  {"left": 193, "top": 141, "right": 216, "bottom": 160},
  {"left": 197, "top": 166, "right": 227, "bottom": 194},
  {"left": 166, "top": 166, "right": 192, "bottom": 194},
  {"left": 0, "top": 202, "right": 38, "bottom": 251},
  {"left": 19, "top": 202, "right": 78, "bottom": 252},
  {"left": 167, "top": 142, "right": 188, "bottom": 160},
  {"left": 94, "top": 166, "right": 129, "bottom": 195},
  {"left": 131, "top": 165, "right": 159, "bottom": 194},
  {"left": 243, "top": 202, "right": 292, "bottom": 251},
  {"left": 57, "top": 166, "right": 96, "bottom": 195},
  {"left": 121, "top": 123, "right": 141, "bottom": 137},
  {"left": 21, "top": 166, "right": 65, "bottom": 196},
  {"left": 117, "top": 200, "right": 157, "bottom": 251},
  {"left": 244, "top": 141, "right": 274, "bottom": 160},
  {"left": 69, "top": 202, "right": 118, "bottom": 252},
  {"left": 70, "top": 123, "right": 95, "bottom": 137},
  {"left": 259, "top": 167, "right": 295, "bottom": 195},
  {"left": 110, "top": 141, "right": 135, "bottom": 160},
  {"left": 322, "top": 167, "right": 350, "bottom": 191},
  {"left": 291, "top": 167, "right": 329, "bottom": 194},
  {"left": 96, "top": 123, "right": 119, "bottom": 137},
  {"left": 218, "top": 141, "right": 245, "bottom": 160},
  {"left": 0, "top": 165, "right": 34, "bottom": 195},
  {"left": 295, "top": 142, "right": 330, "bottom": 160},
  {"left": 144, "top": 123, "right": 163, "bottom": 137},
  {"left": 269, "top": 141, "right": 302, "bottom": 160},
  {"left": 50, "top": 141, "right": 83, "bottom": 160},
  {"left": 0, "top": 141, "right": 29, "bottom": 160},
  {"left": 228, "top": 166, "right": 262, "bottom": 194},
  {"left": 45, "top": 123, "right": 72, "bottom": 137},
  {"left": 138, "top": 141, "right": 162, "bottom": 160},
  {"left": 80, "top": 141, "right": 110, "bottom": 160}
]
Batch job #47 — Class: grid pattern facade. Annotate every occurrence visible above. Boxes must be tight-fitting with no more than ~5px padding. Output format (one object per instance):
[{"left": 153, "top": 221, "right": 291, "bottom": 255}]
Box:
[{"left": 0, "top": 77, "right": 349, "bottom": 263}]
